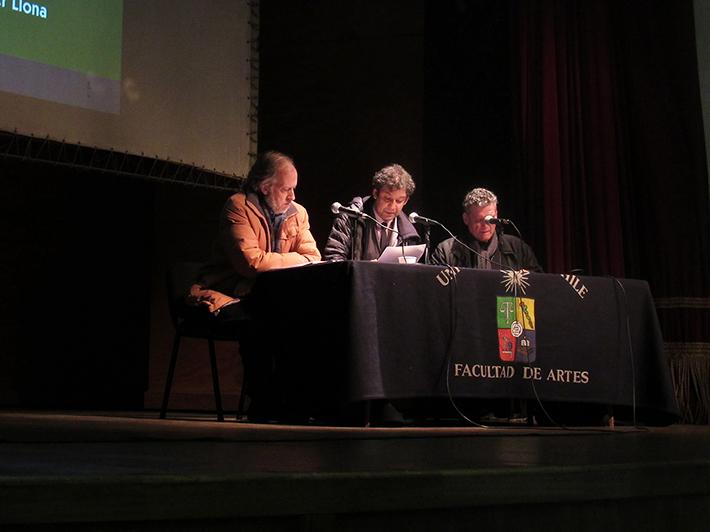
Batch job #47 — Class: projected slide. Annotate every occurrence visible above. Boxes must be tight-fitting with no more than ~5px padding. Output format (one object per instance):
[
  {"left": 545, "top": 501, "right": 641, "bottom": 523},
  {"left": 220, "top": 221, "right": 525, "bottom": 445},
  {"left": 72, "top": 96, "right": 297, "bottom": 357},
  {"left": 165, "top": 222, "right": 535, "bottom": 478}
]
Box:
[
  {"left": 0, "top": 0, "right": 252, "bottom": 178},
  {"left": 0, "top": 0, "right": 123, "bottom": 113}
]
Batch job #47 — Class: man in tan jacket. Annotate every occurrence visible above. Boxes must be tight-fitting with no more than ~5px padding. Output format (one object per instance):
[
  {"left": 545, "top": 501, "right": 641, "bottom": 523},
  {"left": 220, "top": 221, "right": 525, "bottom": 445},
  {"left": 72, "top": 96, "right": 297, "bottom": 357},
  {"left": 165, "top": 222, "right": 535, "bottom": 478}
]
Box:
[
  {"left": 189, "top": 150, "right": 321, "bottom": 314},
  {"left": 186, "top": 151, "right": 321, "bottom": 422}
]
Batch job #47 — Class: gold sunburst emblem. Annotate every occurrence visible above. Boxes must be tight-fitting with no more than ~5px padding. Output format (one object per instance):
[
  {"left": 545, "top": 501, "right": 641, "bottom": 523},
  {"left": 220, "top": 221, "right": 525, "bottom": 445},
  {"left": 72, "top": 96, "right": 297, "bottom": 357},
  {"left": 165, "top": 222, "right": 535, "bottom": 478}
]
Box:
[{"left": 501, "top": 269, "right": 530, "bottom": 294}]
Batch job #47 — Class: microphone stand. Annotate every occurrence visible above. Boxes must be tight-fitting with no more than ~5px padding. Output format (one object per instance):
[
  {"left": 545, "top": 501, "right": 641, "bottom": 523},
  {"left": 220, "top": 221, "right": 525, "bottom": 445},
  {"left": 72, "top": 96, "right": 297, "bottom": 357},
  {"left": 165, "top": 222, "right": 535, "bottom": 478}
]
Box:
[
  {"left": 349, "top": 216, "right": 358, "bottom": 261},
  {"left": 423, "top": 225, "right": 431, "bottom": 264}
]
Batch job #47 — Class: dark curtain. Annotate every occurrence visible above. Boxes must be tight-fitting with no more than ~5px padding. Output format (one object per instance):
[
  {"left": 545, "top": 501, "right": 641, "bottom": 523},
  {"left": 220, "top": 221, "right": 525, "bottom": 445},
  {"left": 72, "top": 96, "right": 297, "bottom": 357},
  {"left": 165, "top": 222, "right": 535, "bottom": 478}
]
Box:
[
  {"left": 512, "top": 0, "right": 625, "bottom": 276},
  {"left": 512, "top": 0, "right": 710, "bottom": 422}
]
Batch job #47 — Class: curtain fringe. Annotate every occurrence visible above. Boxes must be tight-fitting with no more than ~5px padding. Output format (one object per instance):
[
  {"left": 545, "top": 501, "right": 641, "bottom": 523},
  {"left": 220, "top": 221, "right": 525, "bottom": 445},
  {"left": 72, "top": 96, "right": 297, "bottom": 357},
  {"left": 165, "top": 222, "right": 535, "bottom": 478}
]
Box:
[{"left": 666, "top": 342, "right": 710, "bottom": 424}]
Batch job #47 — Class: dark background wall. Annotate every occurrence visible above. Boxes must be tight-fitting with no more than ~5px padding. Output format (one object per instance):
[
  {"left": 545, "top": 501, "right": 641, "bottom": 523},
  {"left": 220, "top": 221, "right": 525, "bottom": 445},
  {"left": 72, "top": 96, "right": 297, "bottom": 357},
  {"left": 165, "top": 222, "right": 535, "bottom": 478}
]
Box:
[
  {"left": 0, "top": 158, "right": 153, "bottom": 407},
  {"left": 422, "top": 1, "right": 516, "bottom": 249}
]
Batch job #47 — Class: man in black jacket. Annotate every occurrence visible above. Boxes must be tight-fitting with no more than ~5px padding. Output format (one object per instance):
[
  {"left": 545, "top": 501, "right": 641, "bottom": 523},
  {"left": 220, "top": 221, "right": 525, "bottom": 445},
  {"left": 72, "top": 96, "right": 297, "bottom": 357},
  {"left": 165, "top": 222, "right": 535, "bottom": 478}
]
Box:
[
  {"left": 324, "top": 164, "right": 420, "bottom": 261},
  {"left": 431, "top": 187, "right": 542, "bottom": 272}
]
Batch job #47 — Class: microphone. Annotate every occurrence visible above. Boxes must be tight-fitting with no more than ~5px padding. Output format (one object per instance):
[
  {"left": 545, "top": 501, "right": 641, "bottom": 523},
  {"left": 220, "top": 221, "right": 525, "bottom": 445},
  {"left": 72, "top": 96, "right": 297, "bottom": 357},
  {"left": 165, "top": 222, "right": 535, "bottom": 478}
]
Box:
[
  {"left": 484, "top": 214, "right": 510, "bottom": 225},
  {"left": 331, "top": 202, "right": 364, "bottom": 218},
  {"left": 408, "top": 212, "right": 439, "bottom": 226}
]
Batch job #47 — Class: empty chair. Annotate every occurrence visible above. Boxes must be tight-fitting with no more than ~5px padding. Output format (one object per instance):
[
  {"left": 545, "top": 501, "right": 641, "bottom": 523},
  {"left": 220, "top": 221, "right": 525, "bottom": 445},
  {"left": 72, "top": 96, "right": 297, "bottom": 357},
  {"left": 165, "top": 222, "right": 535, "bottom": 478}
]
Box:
[{"left": 160, "top": 261, "right": 247, "bottom": 421}]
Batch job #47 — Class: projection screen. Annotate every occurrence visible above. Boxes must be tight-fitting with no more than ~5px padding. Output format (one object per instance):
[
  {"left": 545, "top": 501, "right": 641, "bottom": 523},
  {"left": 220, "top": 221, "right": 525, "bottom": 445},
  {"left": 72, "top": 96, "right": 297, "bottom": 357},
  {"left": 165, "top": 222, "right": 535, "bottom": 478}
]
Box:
[{"left": 0, "top": 0, "right": 254, "bottom": 177}]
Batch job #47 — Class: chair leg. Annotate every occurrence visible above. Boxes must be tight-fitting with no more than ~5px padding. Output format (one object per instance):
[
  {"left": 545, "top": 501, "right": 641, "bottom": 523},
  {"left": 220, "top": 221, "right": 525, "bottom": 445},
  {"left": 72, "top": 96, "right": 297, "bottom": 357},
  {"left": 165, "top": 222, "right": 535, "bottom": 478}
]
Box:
[
  {"left": 160, "top": 333, "right": 182, "bottom": 419},
  {"left": 208, "top": 338, "right": 224, "bottom": 421},
  {"left": 235, "top": 347, "right": 249, "bottom": 421}
]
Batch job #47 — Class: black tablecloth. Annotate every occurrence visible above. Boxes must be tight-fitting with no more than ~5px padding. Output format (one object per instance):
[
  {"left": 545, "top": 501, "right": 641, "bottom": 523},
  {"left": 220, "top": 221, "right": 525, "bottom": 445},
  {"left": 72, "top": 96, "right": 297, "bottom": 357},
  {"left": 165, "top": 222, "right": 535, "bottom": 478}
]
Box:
[{"left": 248, "top": 261, "right": 679, "bottom": 422}]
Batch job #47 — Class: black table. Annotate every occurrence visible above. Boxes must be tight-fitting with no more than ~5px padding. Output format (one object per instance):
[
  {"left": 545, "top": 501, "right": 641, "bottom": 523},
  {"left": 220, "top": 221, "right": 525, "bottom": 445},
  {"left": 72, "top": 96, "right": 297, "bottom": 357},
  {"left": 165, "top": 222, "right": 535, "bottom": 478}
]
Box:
[{"left": 248, "top": 261, "right": 679, "bottom": 424}]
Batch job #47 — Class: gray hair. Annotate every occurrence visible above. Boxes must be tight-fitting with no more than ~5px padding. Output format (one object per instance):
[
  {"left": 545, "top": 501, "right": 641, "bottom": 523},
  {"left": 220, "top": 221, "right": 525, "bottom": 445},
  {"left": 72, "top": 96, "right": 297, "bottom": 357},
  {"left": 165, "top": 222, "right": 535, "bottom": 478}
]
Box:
[
  {"left": 244, "top": 151, "right": 294, "bottom": 193},
  {"left": 462, "top": 187, "right": 497, "bottom": 211},
  {"left": 371, "top": 164, "right": 416, "bottom": 196}
]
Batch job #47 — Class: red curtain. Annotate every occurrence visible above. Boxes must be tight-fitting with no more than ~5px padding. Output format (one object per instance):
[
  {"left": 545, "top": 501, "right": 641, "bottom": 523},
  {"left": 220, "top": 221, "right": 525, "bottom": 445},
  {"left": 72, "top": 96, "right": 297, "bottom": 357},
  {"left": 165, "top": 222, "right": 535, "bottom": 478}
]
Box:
[
  {"left": 513, "top": 0, "right": 625, "bottom": 276},
  {"left": 512, "top": 0, "right": 710, "bottom": 422}
]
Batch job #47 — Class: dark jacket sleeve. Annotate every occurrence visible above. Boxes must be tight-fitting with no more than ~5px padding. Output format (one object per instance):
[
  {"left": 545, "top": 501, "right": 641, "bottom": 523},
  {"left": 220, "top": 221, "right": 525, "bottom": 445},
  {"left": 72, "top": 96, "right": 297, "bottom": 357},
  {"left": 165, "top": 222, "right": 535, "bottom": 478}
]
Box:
[
  {"left": 429, "top": 239, "right": 453, "bottom": 266},
  {"left": 324, "top": 197, "right": 365, "bottom": 261},
  {"left": 520, "top": 241, "right": 543, "bottom": 272},
  {"left": 324, "top": 214, "right": 355, "bottom": 261},
  {"left": 499, "top": 234, "right": 543, "bottom": 272}
]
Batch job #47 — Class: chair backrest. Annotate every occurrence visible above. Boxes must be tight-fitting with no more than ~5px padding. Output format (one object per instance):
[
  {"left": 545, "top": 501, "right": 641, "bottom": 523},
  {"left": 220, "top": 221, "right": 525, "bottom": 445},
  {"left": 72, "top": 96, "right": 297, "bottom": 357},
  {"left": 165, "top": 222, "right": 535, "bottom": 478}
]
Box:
[{"left": 166, "top": 261, "right": 205, "bottom": 329}]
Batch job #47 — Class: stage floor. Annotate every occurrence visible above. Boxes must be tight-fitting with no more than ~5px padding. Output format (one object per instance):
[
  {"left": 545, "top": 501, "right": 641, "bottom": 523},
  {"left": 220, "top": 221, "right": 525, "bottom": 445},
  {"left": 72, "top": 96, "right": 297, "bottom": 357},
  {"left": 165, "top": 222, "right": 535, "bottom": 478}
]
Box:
[{"left": 1, "top": 410, "right": 710, "bottom": 531}]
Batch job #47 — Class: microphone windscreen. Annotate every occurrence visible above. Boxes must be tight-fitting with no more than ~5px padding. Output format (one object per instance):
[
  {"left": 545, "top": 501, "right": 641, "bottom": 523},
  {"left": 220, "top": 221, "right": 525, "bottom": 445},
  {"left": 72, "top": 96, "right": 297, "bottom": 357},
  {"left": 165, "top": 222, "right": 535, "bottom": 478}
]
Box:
[
  {"left": 408, "top": 212, "right": 419, "bottom": 223},
  {"left": 330, "top": 202, "right": 342, "bottom": 214}
]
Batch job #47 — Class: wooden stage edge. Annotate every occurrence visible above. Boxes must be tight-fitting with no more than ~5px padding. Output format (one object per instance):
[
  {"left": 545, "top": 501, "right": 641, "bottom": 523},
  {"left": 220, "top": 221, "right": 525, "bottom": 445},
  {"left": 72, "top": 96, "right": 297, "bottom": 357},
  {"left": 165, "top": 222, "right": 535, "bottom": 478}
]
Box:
[{"left": 1, "top": 410, "right": 710, "bottom": 531}]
